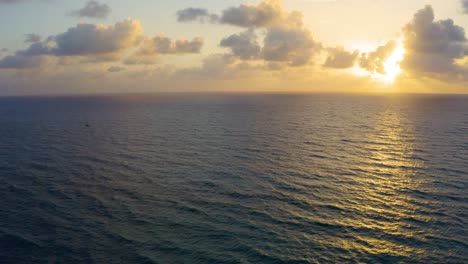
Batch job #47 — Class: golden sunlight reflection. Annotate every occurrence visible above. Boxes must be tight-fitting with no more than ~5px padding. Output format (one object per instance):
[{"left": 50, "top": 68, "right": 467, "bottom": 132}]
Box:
[{"left": 332, "top": 109, "right": 428, "bottom": 258}]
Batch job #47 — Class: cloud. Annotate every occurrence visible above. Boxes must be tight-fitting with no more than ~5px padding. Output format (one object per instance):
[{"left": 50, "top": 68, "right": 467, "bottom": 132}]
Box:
[
  {"left": 178, "top": 0, "right": 292, "bottom": 28},
  {"left": 359, "top": 41, "right": 397, "bottom": 74},
  {"left": 262, "top": 26, "right": 321, "bottom": 66},
  {"left": 0, "top": 54, "right": 51, "bottom": 69},
  {"left": 0, "top": 38, "right": 58, "bottom": 69},
  {"left": 24, "top": 33, "right": 41, "bottom": 43},
  {"left": 2, "top": 1, "right": 467, "bottom": 94},
  {"left": 0, "top": 19, "right": 203, "bottom": 68},
  {"left": 176, "top": 8, "right": 219, "bottom": 23},
  {"left": 462, "top": 0, "right": 468, "bottom": 14},
  {"left": 125, "top": 35, "right": 204, "bottom": 64},
  {"left": 70, "top": 1, "right": 111, "bottom": 19},
  {"left": 220, "top": 29, "right": 260, "bottom": 60},
  {"left": 150, "top": 36, "right": 204, "bottom": 54},
  {"left": 52, "top": 19, "right": 142, "bottom": 56},
  {"left": 401, "top": 5, "right": 468, "bottom": 79},
  {"left": 176, "top": 0, "right": 285, "bottom": 27},
  {"left": 219, "top": 0, "right": 285, "bottom": 27},
  {"left": 2, "top": 19, "right": 143, "bottom": 61},
  {"left": 179, "top": 1, "right": 322, "bottom": 67},
  {"left": 324, "top": 47, "right": 359, "bottom": 69}
]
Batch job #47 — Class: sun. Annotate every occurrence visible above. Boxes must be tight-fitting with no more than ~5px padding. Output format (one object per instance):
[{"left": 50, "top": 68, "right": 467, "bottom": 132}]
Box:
[
  {"left": 374, "top": 37, "right": 406, "bottom": 83},
  {"left": 348, "top": 38, "right": 406, "bottom": 84}
]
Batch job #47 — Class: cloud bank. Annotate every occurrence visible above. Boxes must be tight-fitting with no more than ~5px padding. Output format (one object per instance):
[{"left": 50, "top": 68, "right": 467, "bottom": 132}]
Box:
[
  {"left": 1, "top": 0, "right": 467, "bottom": 94},
  {"left": 0, "top": 19, "right": 204, "bottom": 68},
  {"left": 180, "top": 0, "right": 322, "bottom": 67}
]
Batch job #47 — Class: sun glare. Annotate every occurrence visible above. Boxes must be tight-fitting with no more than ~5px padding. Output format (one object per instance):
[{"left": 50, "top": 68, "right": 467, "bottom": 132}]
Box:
[{"left": 375, "top": 38, "right": 406, "bottom": 83}]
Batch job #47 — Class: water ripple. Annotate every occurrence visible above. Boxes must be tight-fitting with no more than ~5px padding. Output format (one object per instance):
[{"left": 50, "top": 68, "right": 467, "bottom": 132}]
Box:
[{"left": 0, "top": 94, "right": 467, "bottom": 263}]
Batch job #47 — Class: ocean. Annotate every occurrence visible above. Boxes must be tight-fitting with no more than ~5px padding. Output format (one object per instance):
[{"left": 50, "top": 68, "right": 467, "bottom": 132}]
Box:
[{"left": 0, "top": 94, "right": 467, "bottom": 263}]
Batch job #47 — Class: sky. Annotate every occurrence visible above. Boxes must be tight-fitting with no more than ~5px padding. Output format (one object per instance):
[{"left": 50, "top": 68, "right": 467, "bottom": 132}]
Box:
[{"left": 0, "top": 0, "right": 467, "bottom": 95}]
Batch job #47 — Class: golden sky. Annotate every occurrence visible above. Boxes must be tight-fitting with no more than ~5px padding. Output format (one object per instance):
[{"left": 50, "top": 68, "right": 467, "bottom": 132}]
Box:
[{"left": 0, "top": 0, "right": 467, "bottom": 95}]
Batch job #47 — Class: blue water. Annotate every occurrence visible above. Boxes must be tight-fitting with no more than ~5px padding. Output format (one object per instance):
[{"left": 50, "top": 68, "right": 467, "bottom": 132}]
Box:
[{"left": 0, "top": 94, "right": 467, "bottom": 263}]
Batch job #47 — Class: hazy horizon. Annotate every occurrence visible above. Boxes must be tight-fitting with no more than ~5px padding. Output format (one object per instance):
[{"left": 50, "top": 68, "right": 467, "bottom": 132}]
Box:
[{"left": 3, "top": 90, "right": 468, "bottom": 98}]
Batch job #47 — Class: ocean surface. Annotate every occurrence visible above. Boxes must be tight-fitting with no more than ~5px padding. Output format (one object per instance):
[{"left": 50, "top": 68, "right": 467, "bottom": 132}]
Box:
[{"left": 0, "top": 93, "right": 467, "bottom": 263}]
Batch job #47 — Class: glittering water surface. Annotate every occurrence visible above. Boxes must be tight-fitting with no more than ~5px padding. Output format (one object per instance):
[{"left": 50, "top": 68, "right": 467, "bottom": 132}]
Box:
[{"left": 0, "top": 94, "right": 467, "bottom": 263}]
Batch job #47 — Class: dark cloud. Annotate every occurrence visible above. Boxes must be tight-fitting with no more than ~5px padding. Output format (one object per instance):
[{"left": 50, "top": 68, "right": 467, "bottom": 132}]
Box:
[
  {"left": 220, "top": 0, "right": 284, "bottom": 27},
  {"left": 401, "top": 5, "right": 468, "bottom": 79},
  {"left": 3, "top": 19, "right": 142, "bottom": 59},
  {"left": 359, "top": 41, "right": 397, "bottom": 74},
  {"left": 151, "top": 36, "right": 204, "bottom": 54},
  {"left": 0, "top": 54, "right": 49, "bottom": 69},
  {"left": 217, "top": 1, "right": 322, "bottom": 66},
  {"left": 324, "top": 47, "right": 359, "bottom": 69},
  {"left": 24, "top": 33, "right": 42, "bottom": 43},
  {"left": 462, "top": 0, "right": 468, "bottom": 14},
  {"left": 177, "top": 0, "right": 287, "bottom": 28},
  {"left": 70, "top": 1, "right": 111, "bottom": 19},
  {"left": 52, "top": 20, "right": 141, "bottom": 56},
  {"left": 176, "top": 8, "right": 219, "bottom": 23},
  {"left": 0, "top": 17, "right": 203, "bottom": 68},
  {"left": 17, "top": 41, "right": 52, "bottom": 56},
  {"left": 0, "top": 20, "right": 148, "bottom": 68},
  {"left": 220, "top": 29, "right": 260, "bottom": 60},
  {"left": 262, "top": 26, "right": 321, "bottom": 66},
  {"left": 179, "top": 1, "right": 321, "bottom": 67}
]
